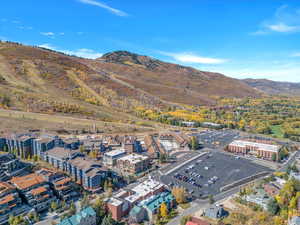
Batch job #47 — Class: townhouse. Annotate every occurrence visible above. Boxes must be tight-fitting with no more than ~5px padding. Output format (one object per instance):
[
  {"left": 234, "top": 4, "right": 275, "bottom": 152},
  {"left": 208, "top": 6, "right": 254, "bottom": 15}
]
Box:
[{"left": 10, "top": 173, "right": 57, "bottom": 212}]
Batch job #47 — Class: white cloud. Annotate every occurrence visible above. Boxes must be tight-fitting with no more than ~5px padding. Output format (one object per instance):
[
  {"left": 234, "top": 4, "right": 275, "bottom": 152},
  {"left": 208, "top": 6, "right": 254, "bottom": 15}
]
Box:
[
  {"left": 159, "top": 51, "right": 227, "bottom": 65},
  {"left": 252, "top": 5, "right": 300, "bottom": 35},
  {"left": 78, "top": 0, "right": 128, "bottom": 17},
  {"left": 40, "top": 32, "right": 55, "bottom": 37},
  {"left": 38, "top": 43, "right": 102, "bottom": 59},
  {"left": 267, "top": 22, "right": 299, "bottom": 32},
  {"left": 18, "top": 26, "right": 33, "bottom": 30}
]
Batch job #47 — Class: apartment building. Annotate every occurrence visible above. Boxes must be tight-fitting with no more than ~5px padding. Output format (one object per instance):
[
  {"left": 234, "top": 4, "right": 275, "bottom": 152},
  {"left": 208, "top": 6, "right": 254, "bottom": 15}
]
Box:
[
  {"left": 106, "top": 178, "right": 167, "bottom": 221},
  {"left": 103, "top": 149, "right": 126, "bottom": 167},
  {"left": 5, "top": 133, "right": 36, "bottom": 158},
  {"left": 36, "top": 168, "right": 80, "bottom": 202},
  {"left": 32, "top": 135, "right": 62, "bottom": 157},
  {"left": 139, "top": 191, "right": 175, "bottom": 221},
  {"left": 0, "top": 182, "right": 30, "bottom": 225},
  {"left": 10, "top": 173, "right": 57, "bottom": 212},
  {"left": 0, "top": 153, "right": 27, "bottom": 180},
  {"left": 0, "top": 138, "right": 5, "bottom": 151},
  {"left": 116, "top": 153, "right": 150, "bottom": 175},
  {"left": 226, "top": 140, "right": 281, "bottom": 160}
]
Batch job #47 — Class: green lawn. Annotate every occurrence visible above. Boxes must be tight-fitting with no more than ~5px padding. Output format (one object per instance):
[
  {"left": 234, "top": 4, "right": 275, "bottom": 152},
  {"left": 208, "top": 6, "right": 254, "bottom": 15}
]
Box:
[{"left": 270, "top": 125, "right": 284, "bottom": 138}]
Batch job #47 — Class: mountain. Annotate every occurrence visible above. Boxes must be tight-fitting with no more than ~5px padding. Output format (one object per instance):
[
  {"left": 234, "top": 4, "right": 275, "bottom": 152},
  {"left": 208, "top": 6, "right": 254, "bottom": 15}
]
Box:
[
  {"left": 243, "top": 79, "right": 300, "bottom": 96},
  {"left": 0, "top": 42, "right": 260, "bottom": 124}
]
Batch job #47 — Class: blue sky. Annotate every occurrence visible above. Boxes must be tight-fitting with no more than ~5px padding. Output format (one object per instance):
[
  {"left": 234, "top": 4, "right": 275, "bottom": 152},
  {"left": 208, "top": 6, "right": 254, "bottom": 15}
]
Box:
[{"left": 0, "top": 0, "right": 300, "bottom": 82}]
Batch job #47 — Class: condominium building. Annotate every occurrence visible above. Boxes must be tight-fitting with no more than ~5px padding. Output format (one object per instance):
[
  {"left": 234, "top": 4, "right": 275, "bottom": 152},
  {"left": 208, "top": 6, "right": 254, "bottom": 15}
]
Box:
[
  {"left": 103, "top": 149, "right": 126, "bottom": 167},
  {"left": 124, "top": 178, "right": 165, "bottom": 205},
  {"left": 36, "top": 168, "right": 80, "bottom": 202},
  {"left": 106, "top": 178, "right": 167, "bottom": 222},
  {"left": 0, "top": 182, "right": 30, "bottom": 225},
  {"left": 5, "top": 133, "right": 36, "bottom": 158},
  {"left": 0, "top": 153, "right": 27, "bottom": 180},
  {"left": 32, "top": 135, "right": 62, "bottom": 157},
  {"left": 10, "top": 173, "right": 57, "bottom": 212},
  {"left": 116, "top": 153, "right": 150, "bottom": 175},
  {"left": 226, "top": 140, "right": 281, "bottom": 160}
]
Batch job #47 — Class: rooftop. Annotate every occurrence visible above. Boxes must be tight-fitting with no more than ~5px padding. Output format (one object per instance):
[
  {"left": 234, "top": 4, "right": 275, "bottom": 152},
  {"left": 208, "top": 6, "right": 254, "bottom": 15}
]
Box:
[
  {"left": 229, "top": 140, "right": 280, "bottom": 153},
  {"left": 46, "top": 147, "right": 76, "bottom": 159},
  {"left": 11, "top": 173, "right": 45, "bottom": 190},
  {"left": 104, "top": 149, "right": 126, "bottom": 157},
  {"left": 118, "top": 153, "right": 148, "bottom": 164},
  {"left": 0, "top": 182, "right": 15, "bottom": 194},
  {"left": 125, "top": 178, "right": 164, "bottom": 203},
  {"left": 108, "top": 197, "right": 124, "bottom": 207},
  {"left": 0, "top": 193, "right": 15, "bottom": 205},
  {"left": 59, "top": 206, "right": 96, "bottom": 225},
  {"left": 30, "top": 186, "right": 47, "bottom": 196}
]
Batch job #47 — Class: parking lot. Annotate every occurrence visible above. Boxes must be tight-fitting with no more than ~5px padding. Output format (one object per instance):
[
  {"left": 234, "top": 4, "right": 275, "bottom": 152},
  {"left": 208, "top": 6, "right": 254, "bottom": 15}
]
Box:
[
  {"left": 190, "top": 129, "right": 241, "bottom": 149},
  {"left": 161, "top": 151, "right": 273, "bottom": 198}
]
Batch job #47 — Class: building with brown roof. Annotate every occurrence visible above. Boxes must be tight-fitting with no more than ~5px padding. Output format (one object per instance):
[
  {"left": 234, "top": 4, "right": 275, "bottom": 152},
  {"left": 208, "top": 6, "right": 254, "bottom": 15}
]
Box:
[
  {"left": 36, "top": 168, "right": 80, "bottom": 202},
  {"left": 0, "top": 181, "right": 30, "bottom": 225},
  {"left": 10, "top": 173, "right": 57, "bottom": 212}
]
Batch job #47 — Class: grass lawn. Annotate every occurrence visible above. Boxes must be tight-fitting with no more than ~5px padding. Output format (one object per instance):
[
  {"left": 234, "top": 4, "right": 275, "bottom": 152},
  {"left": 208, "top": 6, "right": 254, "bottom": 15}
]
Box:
[{"left": 270, "top": 125, "right": 284, "bottom": 138}]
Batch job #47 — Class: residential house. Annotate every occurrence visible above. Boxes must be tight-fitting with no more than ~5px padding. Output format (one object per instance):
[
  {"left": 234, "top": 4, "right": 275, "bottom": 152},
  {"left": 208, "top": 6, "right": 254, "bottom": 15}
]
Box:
[
  {"left": 204, "top": 205, "right": 227, "bottom": 219},
  {"left": 10, "top": 173, "right": 57, "bottom": 212},
  {"left": 58, "top": 206, "right": 97, "bottom": 225},
  {"left": 243, "top": 189, "right": 271, "bottom": 210}
]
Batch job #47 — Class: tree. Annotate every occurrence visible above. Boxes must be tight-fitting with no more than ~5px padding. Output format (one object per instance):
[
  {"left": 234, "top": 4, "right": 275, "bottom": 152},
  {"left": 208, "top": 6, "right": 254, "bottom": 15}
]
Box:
[
  {"left": 190, "top": 136, "right": 199, "bottom": 150},
  {"left": 69, "top": 201, "right": 76, "bottom": 216},
  {"left": 208, "top": 194, "right": 215, "bottom": 204},
  {"left": 267, "top": 198, "right": 279, "bottom": 215},
  {"left": 160, "top": 202, "right": 168, "bottom": 219},
  {"left": 50, "top": 201, "right": 58, "bottom": 212},
  {"left": 79, "top": 145, "right": 85, "bottom": 153},
  {"left": 172, "top": 187, "right": 187, "bottom": 204},
  {"left": 93, "top": 196, "right": 105, "bottom": 225},
  {"left": 272, "top": 153, "right": 277, "bottom": 162}
]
